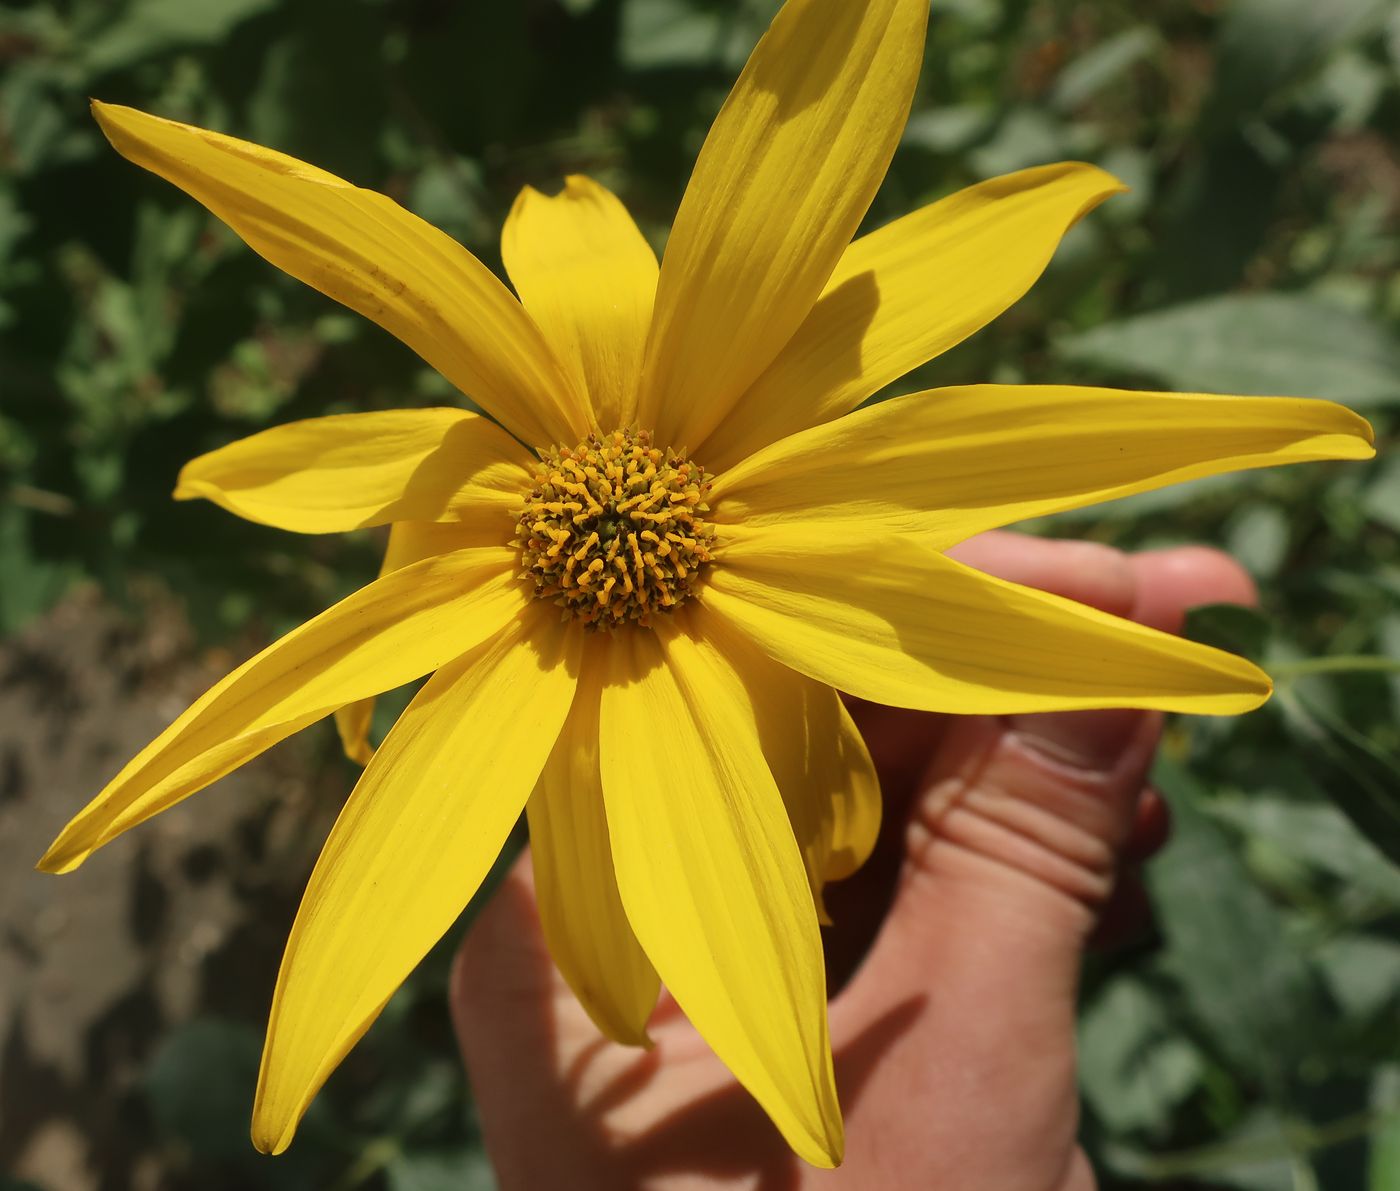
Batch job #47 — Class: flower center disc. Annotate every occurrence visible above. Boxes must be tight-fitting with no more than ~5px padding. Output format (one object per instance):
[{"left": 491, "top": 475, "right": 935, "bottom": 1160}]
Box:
[{"left": 514, "top": 429, "right": 717, "bottom": 628}]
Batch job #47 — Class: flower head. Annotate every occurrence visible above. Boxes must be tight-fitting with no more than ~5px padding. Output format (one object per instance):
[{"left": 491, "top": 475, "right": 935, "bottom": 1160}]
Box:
[
  {"left": 42, "top": 0, "right": 1373, "bottom": 1168},
  {"left": 515, "top": 429, "right": 717, "bottom": 627}
]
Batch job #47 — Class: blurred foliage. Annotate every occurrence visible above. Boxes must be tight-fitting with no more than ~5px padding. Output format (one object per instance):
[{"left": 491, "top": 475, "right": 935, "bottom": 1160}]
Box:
[{"left": 2, "top": 0, "right": 1399, "bottom": 1187}]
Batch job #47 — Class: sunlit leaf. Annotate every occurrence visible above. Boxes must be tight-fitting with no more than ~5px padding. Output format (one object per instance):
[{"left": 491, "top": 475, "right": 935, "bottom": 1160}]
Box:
[
  {"left": 1057, "top": 294, "right": 1400, "bottom": 407},
  {"left": 84, "top": 0, "right": 279, "bottom": 74},
  {"left": 1208, "top": 0, "right": 1390, "bottom": 122},
  {"left": 1051, "top": 28, "right": 1159, "bottom": 112},
  {"left": 1148, "top": 757, "right": 1328, "bottom": 1082},
  {"left": 1079, "top": 975, "right": 1205, "bottom": 1134}
]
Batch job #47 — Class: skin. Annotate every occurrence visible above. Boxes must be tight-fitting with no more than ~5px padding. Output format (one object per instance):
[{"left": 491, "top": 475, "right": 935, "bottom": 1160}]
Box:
[{"left": 450, "top": 531, "right": 1258, "bottom": 1190}]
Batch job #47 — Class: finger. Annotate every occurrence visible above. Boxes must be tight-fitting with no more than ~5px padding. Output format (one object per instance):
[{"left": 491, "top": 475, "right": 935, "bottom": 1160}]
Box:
[
  {"left": 837, "top": 540, "right": 1257, "bottom": 988},
  {"left": 824, "top": 534, "right": 1141, "bottom": 985},
  {"left": 841, "top": 533, "right": 1138, "bottom": 802},
  {"left": 834, "top": 535, "right": 1139, "bottom": 867},
  {"left": 1129, "top": 544, "right": 1259, "bottom": 631},
  {"left": 449, "top": 855, "right": 621, "bottom": 1179},
  {"left": 821, "top": 537, "right": 1154, "bottom": 1177},
  {"left": 947, "top": 529, "right": 1139, "bottom": 613}
]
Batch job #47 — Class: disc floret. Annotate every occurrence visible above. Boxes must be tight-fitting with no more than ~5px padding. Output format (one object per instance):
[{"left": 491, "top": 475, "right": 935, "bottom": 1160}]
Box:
[{"left": 515, "top": 429, "right": 717, "bottom": 627}]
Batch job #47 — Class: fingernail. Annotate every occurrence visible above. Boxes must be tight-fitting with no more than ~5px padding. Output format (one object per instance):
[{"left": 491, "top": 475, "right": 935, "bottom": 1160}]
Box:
[{"left": 1007, "top": 708, "right": 1149, "bottom": 773}]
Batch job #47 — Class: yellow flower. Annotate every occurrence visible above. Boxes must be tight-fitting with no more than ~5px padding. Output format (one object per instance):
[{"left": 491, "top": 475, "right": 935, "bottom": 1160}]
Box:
[{"left": 42, "top": 0, "right": 1372, "bottom": 1169}]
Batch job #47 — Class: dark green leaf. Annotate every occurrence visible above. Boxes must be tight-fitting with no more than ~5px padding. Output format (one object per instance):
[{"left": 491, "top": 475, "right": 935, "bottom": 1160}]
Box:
[
  {"left": 1208, "top": 0, "right": 1389, "bottom": 122},
  {"left": 1148, "top": 757, "right": 1328, "bottom": 1083},
  {"left": 1183, "top": 603, "right": 1271, "bottom": 662},
  {"left": 1279, "top": 691, "right": 1400, "bottom": 868},
  {"left": 143, "top": 1017, "right": 261, "bottom": 1162}
]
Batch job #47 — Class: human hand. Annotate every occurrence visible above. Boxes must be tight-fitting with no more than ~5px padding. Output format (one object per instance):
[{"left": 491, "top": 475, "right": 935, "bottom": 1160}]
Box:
[{"left": 450, "top": 531, "right": 1257, "bottom": 1190}]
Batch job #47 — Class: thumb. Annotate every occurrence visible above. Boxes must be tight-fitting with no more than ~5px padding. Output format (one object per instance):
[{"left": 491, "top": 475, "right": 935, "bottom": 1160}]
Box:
[
  {"left": 841, "top": 538, "right": 1257, "bottom": 1007},
  {"left": 825, "top": 540, "right": 1252, "bottom": 1182},
  {"left": 844, "top": 538, "right": 1159, "bottom": 1002}
]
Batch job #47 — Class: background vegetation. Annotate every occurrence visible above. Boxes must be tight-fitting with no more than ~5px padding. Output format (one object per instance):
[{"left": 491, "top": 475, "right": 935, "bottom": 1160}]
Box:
[{"left": 2, "top": 0, "right": 1398, "bottom": 1187}]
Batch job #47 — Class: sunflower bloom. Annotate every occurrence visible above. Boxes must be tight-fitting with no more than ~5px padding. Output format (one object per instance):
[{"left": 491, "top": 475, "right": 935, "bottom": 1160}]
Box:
[{"left": 42, "top": 0, "right": 1373, "bottom": 1168}]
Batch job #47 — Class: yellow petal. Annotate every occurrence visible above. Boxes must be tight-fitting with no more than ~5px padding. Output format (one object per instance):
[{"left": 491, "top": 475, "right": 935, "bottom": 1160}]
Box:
[
  {"left": 636, "top": 0, "right": 927, "bottom": 451},
  {"left": 705, "top": 528, "right": 1273, "bottom": 715},
  {"left": 527, "top": 638, "right": 659, "bottom": 1045},
  {"left": 501, "top": 176, "right": 659, "bottom": 431},
  {"left": 253, "top": 605, "right": 581, "bottom": 1154},
  {"left": 712, "top": 386, "right": 1376, "bottom": 547},
  {"left": 333, "top": 520, "right": 488, "bottom": 766},
  {"left": 38, "top": 548, "right": 525, "bottom": 873},
  {"left": 176, "top": 409, "right": 533, "bottom": 535},
  {"left": 824, "top": 701, "right": 881, "bottom": 883},
  {"left": 332, "top": 694, "right": 376, "bottom": 769},
  {"left": 702, "top": 615, "right": 880, "bottom": 917},
  {"left": 700, "top": 163, "right": 1125, "bottom": 470},
  {"left": 598, "top": 616, "right": 842, "bottom": 1167},
  {"left": 93, "top": 101, "right": 587, "bottom": 447}
]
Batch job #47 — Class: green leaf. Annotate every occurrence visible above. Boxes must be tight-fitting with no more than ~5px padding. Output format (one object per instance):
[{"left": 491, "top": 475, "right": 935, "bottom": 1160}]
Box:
[
  {"left": 967, "top": 108, "right": 1086, "bottom": 178},
  {"left": 1208, "top": 795, "right": 1400, "bottom": 906},
  {"left": 1278, "top": 690, "right": 1400, "bottom": 869},
  {"left": 0, "top": 62, "right": 86, "bottom": 176},
  {"left": 1369, "top": 1067, "right": 1400, "bottom": 1190},
  {"left": 0, "top": 185, "right": 32, "bottom": 265},
  {"left": 1208, "top": 0, "right": 1389, "bottom": 122},
  {"left": 1056, "top": 293, "right": 1400, "bottom": 406},
  {"left": 1363, "top": 458, "right": 1400, "bottom": 536},
  {"left": 901, "top": 104, "right": 997, "bottom": 155},
  {"left": 1148, "top": 757, "right": 1328, "bottom": 1084},
  {"left": 1315, "top": 935, "right": 1400, "bottom": 1020},
  {"left": 1226, "top": 504, "right": 1291, "bottom": 580},
  {"left": 143, "top": 1017, "right": 261, "bottom": 1162},
  {"left": 1183, "top": 603, "right": 1271, "bottom": 662},
  {"left": 0, "top": 507, "right": 77, "bottom": 633},
  {"left": 1148, "top": 132, "right": 1284, "bottom": 300},
  {"left": 1102, "top": 1109, "right": 1303, "bottom": 1189},
  {"left": 1051, "top": 28, "right": 1159, "bottom": 112},
  {"left": 619, "top": 0, "right": 766, "bottom": 71},
  {"left": 1079, "top": 975, "right": 1205, "bottom": 1134},
  {"left": 386, "top": 1146, "right": 496, "bottom": 1191},
  {"left": 1310, "top": 50, "right": 1390, "bottom": 132},
  {"left": 84, "top": 0, "right": 279, "bottom": 75}
]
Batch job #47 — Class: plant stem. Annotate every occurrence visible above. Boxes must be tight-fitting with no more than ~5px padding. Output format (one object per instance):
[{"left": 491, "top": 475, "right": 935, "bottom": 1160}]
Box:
[
  {"left": 1272, "top": 656, "right": 1400, "bottom": 681},
  {"left": 1108, "top": 1106, "right": 1400, "bottom": 1179}
]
